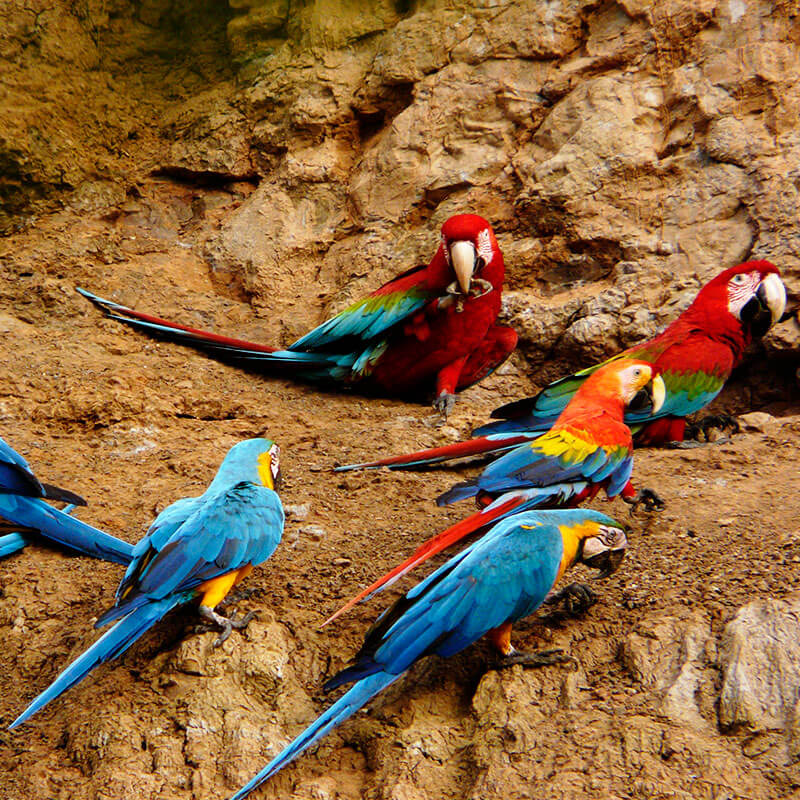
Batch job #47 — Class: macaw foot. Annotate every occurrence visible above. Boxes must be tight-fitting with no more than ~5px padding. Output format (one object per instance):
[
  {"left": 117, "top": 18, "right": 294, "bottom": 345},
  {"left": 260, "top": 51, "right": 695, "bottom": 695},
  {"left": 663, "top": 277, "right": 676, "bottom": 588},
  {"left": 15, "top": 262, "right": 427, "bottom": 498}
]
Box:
[
  {"left": 433, "top": 392, "right": 457, "bottom": 420},
  {"left": 543, "top": 582, "right": 597, "bottom": 615},
  {"left": 683, "top": 414, "right": 740, "bottom": 443},
  {"left": 197, "top": 604, "right": 257, "bottom": 647},
  {"left": 622, "top": 487, "right": 665, "bottom": 515},
  {"left": 495, "top": 647, "right": 577, "bottom": 670},
  {"left": 214, "top": 586, "right": 259, "bottom": 609}
]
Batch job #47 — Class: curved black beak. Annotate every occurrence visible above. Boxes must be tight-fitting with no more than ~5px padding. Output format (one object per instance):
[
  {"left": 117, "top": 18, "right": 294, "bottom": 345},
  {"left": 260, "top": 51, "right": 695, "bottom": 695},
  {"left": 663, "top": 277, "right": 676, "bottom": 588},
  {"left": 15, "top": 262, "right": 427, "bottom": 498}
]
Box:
[{"left": 740, "top": 274, "right": 787, "bottom": 338}]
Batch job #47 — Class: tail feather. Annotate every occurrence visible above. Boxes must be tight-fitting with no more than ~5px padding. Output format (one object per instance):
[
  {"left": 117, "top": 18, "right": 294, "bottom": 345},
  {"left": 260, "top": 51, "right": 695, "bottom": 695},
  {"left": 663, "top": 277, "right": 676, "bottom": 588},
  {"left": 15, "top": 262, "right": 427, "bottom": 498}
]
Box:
[
  {"left": 77, "top": 287, "right": 278, "bottom": 354},
  {"left": 334, "top": 433, "right": 534, "bottom": 472},
  {"left": 321, "top": 494, "right": 525, "bottom": 627},
  {"left": 39, "top": 483, "right": 87, "bottom": 506},
  {"left": 78, "top": 287, "right": 346, "bottom": 378},
  {"left": 229, "top": 672, "right": 398, "bottom": 800},
  {"left": 9, "top": 596, "right": 181, "bottom": 728},
  {"left": 436, "top": 479, "right": 480, "bottom": 506},
  {"left": 0, "top": 532, "right": 31, "bottom": 558},
  {"left": 473, "top": 416, "right": 554, "bottom": 437},
  {"left": 0, "top": 496, "right": 133, "bottom": 565}
]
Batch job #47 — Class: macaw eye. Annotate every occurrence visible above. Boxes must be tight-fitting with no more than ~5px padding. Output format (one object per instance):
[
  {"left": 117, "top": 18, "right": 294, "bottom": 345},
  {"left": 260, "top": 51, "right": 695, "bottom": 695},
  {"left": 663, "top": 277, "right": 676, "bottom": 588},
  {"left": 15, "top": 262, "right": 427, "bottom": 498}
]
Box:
[
  {"left": 731, "top": 273, "right": 746, "bottom": 285},
  {"left": 632, "top": 368, "right": 641, "bottom": 378}
]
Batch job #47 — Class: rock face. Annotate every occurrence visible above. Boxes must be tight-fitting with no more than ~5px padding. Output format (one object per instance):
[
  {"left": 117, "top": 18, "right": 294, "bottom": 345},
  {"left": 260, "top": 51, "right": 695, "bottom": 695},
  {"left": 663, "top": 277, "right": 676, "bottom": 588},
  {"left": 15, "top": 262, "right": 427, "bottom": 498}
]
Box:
[
  {"left": 1, "top": 0, "right": 797, "bottom": 380},
  {"left": 719, "top": 594, "right": 800, "bottom": 754},
  {"left": 1, "top": 2, "right": 800, "bottom": 800}
]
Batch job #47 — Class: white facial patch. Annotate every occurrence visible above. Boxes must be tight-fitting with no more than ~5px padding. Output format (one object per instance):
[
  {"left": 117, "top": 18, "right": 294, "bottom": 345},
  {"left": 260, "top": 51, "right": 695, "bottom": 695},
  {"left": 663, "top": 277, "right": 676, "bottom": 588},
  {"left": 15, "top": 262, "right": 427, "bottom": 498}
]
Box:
[
  {"left": 442, "top": 233, "right": 450, "bottom": 265},
  {"left": 477, "top": 228, "right": 494, "bottom": 266},
  {"left": 268, "top": 443, "right": 280, "bottom": 483},
  {"left": 726, "top": 270, "right": 761, "bottom": 317}
]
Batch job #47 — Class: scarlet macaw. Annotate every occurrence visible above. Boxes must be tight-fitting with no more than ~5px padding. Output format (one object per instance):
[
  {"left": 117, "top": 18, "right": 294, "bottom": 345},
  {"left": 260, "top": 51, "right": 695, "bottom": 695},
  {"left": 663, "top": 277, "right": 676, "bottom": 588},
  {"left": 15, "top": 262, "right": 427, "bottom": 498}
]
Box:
[
  {"left": 77, "top": 214, "right": 517, "bottom": 416},
  {"left": 0, "top": 435, "right": 133, "bottom": 564},
  {"left": 324, "top": 359, "right": 662, "bottom": 625},
  {"left": 337, "top": 261, "right": 786, "bottom": 470},
  {"left": 9, "top": 438, "right": 284, "bottom": 728},
  {"left": 228, "top": 508, "right": 626, "bottom": 799}
]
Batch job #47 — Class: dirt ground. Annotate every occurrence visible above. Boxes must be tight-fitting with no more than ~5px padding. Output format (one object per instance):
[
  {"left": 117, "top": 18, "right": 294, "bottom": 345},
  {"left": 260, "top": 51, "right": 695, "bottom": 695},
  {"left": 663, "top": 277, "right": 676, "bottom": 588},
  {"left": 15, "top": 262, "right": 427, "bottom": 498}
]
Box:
[{"left": 0, "top": 182, "right": 798, "bottom": 800}]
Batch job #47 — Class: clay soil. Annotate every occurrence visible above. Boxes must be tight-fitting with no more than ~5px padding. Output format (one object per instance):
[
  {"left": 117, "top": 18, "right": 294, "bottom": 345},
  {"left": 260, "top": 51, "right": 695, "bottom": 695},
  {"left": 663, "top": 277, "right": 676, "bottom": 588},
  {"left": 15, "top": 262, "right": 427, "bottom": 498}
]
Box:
[{"left": 0, "top": 187, "right": 799, "bottom": 800}]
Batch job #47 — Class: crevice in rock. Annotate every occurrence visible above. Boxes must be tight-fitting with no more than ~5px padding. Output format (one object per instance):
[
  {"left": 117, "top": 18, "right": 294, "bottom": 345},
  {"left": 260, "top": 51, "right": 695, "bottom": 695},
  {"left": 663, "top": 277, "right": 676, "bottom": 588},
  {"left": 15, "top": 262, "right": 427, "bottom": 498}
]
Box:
[{"left": 150, "top": 167, "right": 261, "bottom": 187}]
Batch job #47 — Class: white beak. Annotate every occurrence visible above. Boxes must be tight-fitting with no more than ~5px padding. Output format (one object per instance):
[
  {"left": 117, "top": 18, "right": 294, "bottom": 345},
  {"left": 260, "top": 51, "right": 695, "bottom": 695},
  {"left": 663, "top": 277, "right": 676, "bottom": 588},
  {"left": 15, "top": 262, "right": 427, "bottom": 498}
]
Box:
[
  {"left": 760, "top": 273, "right": 787, "bottom": 325},
  {"left": 651, "top": 374, "right": 666, "bottom": 415},
  {"left": 449, "top": 241, "right": 476, "bottom": 294}
]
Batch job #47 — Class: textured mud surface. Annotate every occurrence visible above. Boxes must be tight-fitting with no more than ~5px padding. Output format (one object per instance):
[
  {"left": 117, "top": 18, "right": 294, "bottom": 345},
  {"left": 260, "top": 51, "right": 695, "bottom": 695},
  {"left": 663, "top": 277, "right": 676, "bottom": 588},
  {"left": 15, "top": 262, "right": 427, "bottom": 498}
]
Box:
[{"left": 1, "top": 1, "right": 799, "bottom": 798}]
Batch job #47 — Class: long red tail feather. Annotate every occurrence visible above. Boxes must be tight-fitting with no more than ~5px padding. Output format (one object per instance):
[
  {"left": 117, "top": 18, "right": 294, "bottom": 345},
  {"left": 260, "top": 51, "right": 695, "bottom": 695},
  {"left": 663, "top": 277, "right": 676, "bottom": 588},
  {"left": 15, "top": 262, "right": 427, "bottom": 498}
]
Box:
[
  {"left": 321, "top": 495, "right": 523, "bottom": 627},
  {"left": 335, "top": 434, "right": 531, "bottom": 472}
]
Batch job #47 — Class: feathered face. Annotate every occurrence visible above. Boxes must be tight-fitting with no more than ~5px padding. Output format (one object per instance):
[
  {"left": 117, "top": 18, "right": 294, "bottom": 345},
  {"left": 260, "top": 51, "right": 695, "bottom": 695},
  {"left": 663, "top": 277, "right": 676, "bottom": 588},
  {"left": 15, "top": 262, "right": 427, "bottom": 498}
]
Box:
[
  {"left": 440, "top": 214, "right": 498, "bottom": 295},
  {"left": 616, "top": 362, "right": 666, "bottom": 413},
  {"left": 698, "top": 261, "right": 786, "bottom": 338},
  {"left": 579, "top": 523, "right": 628, "bottom": 578},
  {"left": 257, "top": 442, "right": 281, "bottom": 491}
]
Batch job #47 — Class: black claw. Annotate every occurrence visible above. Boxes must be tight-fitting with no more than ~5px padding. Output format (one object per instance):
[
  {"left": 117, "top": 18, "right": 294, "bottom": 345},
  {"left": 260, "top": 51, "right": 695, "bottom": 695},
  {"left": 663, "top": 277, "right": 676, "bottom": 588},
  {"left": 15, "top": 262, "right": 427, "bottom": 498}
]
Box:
[
  {"left": 433, "top": 393, "right": 456, "bottom": 420},
  {"left": 685, "top": 414, "right": 740, "bottom": 443},
  {"left": 495, "top": 648, "right": 577, "bottom": 669},
  {"left": 623, "top": 487, "right": 665, "bottom": 514},
  {"left": 544, "top": 582, "right": 597, "bottom": 615}
]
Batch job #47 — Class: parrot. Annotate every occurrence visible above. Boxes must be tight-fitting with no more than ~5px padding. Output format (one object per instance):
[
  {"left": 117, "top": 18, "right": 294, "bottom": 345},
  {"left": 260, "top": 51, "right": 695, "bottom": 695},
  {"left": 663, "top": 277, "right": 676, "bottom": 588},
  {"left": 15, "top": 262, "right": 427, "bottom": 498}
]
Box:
[
  {"left": 228, "top": 508, "right": 627, "bottom": 800},
  {"left": 323, "top": 359, "right": 663, "bottom": 626},
  {"left": 336, "top": 260, "right": 786, "bottom": 471},
  {"left": 77, "top": 214, "right": 517, "bottom": 416},
  {"left": 0, "top": 434, "right": 133, "bottom": 564},
  {"left": 9, "top": 437, "right": 284, "bottom": 729}
]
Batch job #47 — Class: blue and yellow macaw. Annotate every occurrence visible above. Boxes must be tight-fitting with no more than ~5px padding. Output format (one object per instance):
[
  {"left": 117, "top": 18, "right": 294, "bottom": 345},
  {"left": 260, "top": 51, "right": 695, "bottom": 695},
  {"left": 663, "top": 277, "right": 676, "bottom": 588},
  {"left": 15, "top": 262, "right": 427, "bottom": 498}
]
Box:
[
  {"left": 229, "top": 508, "right": 627, "bottom": 799},
  {"left": 0, "top": 435, "right": 133, "bottom": 564},
  {"left": 325, "top": 360, "right": 662, "bottom": 626},
  {"left": 10, "top": 438, "right": 284, "bottom": 728}
]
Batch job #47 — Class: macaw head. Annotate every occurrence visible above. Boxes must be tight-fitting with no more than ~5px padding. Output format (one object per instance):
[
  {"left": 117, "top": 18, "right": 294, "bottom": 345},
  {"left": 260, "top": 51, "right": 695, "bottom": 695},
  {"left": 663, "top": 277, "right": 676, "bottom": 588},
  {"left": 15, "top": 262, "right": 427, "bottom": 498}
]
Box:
[
  {"left": 211, "top": 438, "right": 282, "bottom": 493},
  {"left": 578, "top": 521, "right": 628, "bottom": 578},
  {"left": 578, "top": 360, "right": 666, "bottom": 417},
  {"left": 440, "top": 214, "right": 501, "bottom": 295},
  {"left": 690, "top": 261, "right": 786, "bottom": 340}
]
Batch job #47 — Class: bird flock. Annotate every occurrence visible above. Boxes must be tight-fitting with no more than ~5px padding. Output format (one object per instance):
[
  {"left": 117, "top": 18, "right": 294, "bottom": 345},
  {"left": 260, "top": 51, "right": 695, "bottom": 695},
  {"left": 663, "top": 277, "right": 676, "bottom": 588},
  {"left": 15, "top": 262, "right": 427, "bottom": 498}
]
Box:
[{"left": 3, "top": 213, "right": 789, "bottom": 799}]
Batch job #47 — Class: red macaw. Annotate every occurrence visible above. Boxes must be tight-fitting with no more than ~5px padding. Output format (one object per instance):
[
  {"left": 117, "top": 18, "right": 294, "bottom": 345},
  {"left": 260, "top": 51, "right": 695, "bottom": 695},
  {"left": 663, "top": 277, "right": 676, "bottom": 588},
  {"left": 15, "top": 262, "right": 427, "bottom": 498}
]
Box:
[
  {"left": 229, "top": 508, "right": 628, "bottom": 799},
  {"left": 324, "top": 359, "right": 663, "bottom": 626},
  {"left": 77, "top": 214, "right": 517, "bottom": 415},
  {"left": 337, "top": 261, "right": 786, "bottom": 470}
]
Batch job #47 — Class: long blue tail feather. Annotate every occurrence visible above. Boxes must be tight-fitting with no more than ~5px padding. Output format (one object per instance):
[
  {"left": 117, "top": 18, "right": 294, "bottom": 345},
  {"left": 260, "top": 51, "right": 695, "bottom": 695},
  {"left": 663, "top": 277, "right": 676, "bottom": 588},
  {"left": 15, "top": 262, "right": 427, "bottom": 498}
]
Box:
[
  {"left": 229, "top": 672, "right": 398, "bottom": 800},
  {"left": 0, "top": 496, "right": 133, "bottom": 565},
  {"left": 0, "top": 533, "right": 31, "bottom": 558},
  {"left": 9, "top": 596, "right": 181, "bottom": 728}
]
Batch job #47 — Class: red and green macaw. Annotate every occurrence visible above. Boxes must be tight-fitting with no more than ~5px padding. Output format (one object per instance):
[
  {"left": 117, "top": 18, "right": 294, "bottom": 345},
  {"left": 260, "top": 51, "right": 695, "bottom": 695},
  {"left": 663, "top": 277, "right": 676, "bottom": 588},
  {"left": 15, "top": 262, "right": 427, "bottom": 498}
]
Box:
[
  {"left": 324, "top": 359, "right": 662, "bottom": 625},
  {"left": 10, "top": 438, "right": 284, "bottom": 728},
  {"left": 0, "top": 435, "right": 133, "bottom": 564},
  {"left": 228, "top": 508, "right": 627, "bottom": 799},
  {"left": 78, "top": 214, "right": 517, "bottom": 415},
  {"left": 337, "top": 261, "right": 786, "bottom": 470}
]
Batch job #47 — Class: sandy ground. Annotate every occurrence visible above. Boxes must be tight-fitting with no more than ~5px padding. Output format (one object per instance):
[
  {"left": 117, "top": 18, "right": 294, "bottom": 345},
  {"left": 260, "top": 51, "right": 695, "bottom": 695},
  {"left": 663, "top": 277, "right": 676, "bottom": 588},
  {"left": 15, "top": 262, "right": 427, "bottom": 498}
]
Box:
[{"left": 0, "top": 192, "right": 799, "bottom": 800}]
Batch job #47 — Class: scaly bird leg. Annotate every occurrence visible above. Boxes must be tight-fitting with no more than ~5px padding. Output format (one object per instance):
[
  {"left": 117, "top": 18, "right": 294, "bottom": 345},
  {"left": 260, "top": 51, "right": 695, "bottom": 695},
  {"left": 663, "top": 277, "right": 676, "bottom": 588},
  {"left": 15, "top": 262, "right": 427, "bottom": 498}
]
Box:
[
  {"left": 487, "top": 621, "right": 577, "bottom": 669},
  {"left": 433, "top": 392, "right": 457, "bottom": 420},
  {"left": 195, "top": 567, "right": 256, "bottom": 646},
  {"left": 543, "top": 582, "right": 597, "bottom": 615},
  {"left": 622, "top": 487, "right": 665, "bottom": 515},
  {"left": 197, "top": 604, "right": 257, "bottom": 648},
  {"left": 670, "top": 414, "right": 740, "bottom": 448}
]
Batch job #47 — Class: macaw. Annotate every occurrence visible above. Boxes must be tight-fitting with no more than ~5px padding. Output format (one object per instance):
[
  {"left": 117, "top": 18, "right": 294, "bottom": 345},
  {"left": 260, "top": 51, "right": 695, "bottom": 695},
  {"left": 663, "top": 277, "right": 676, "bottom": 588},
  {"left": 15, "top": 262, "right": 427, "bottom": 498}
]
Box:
[
  {"left": 9, "top": 438, "right": 284, "bottom": 728},
  {"left": 323, "top": 359, "right": 662, "bottom": 626},
  {"left": 0, "top": 435, "right": 133, "bottom": 564},
  {"left": 228, "top": 508, "right": 627, "bottom": 799},
  {"left": 336, "top": 260, "right": 786, "bottom": 470},
  {"left": 77, "top": 214, "right": 517, "bottom": 415}
]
